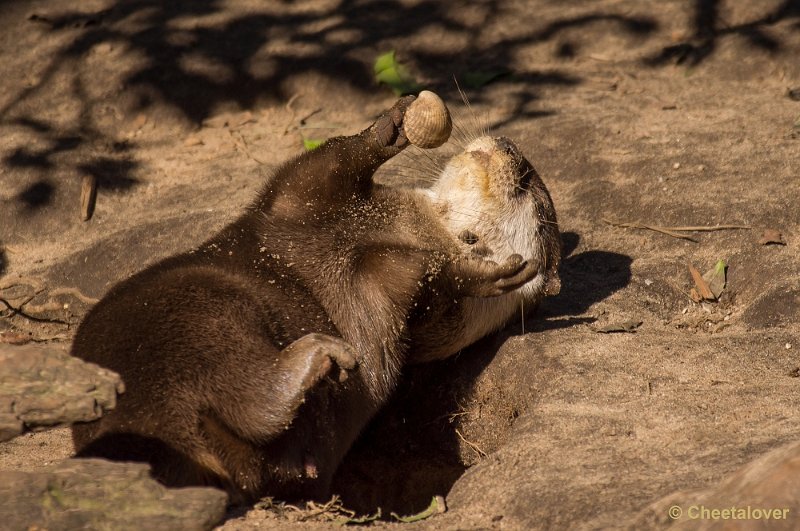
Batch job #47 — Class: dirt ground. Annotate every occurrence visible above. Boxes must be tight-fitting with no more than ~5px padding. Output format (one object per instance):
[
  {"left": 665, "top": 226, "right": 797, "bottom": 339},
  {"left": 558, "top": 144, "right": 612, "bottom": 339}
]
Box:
[{"left": 1, "top": 0, "right": 799, "bottom": 529}]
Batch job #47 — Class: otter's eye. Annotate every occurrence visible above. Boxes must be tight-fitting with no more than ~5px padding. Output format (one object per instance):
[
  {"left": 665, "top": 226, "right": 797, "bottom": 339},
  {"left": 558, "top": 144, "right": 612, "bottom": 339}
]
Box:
[{"left": 458, "top": 230, "right": 479, "bottom": 245}]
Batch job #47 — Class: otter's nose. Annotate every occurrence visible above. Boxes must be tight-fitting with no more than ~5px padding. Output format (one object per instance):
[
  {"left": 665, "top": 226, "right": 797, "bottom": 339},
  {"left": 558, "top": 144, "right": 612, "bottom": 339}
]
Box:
[{"left": 496, "top": 137, "right": 520, "bottom": 158}]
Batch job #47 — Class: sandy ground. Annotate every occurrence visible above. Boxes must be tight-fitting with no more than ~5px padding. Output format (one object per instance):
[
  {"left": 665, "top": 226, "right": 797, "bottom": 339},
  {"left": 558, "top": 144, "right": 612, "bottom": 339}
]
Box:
[{"left": 1, "top": 0, "right": 799, "bottom": 529}]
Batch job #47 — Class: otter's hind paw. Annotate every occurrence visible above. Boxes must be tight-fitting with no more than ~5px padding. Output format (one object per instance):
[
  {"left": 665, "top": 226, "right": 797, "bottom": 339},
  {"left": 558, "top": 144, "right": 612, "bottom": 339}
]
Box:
[{"left": 282, "top": 333, "right": 358, "bottom": 394}]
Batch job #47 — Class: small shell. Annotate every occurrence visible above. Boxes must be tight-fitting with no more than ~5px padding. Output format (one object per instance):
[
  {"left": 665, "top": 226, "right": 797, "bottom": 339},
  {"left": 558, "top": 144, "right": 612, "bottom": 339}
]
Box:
[{"left": 404, "top": 91, "right": 452, "bottom": 149}]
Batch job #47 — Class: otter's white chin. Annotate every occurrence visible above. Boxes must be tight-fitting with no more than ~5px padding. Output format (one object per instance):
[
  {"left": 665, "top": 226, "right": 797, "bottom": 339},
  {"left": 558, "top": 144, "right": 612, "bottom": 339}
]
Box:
[{"left": 519, "top": 273, "right": 547, "bottom": 300}]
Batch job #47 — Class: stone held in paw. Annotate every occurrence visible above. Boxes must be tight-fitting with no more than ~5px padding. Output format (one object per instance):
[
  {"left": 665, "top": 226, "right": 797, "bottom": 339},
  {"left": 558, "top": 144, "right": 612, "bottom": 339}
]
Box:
[{"left": 404, "top": 90, "right": 452, "bottom": 149}]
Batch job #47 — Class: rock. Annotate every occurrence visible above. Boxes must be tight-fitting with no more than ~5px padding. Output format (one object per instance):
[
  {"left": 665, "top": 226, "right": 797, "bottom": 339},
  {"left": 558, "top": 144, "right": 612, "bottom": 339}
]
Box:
[
  {"left": 0, "top": 344, "right": 124, "bottom": 441},
  {"left": 0, "top": 458, "right": 227, "bottom": 530},
  {"left": 630, "top": 440, "right": 800, "bottom": 529}
]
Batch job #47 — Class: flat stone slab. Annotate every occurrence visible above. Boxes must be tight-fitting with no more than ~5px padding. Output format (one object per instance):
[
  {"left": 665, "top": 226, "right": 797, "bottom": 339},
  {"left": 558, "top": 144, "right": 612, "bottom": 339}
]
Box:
[
  {"left": 0, "top": 344, "right": 124, "bottom": 441},
  {"left": 0, "top": 458, "right": 227, "bottom": 530}
]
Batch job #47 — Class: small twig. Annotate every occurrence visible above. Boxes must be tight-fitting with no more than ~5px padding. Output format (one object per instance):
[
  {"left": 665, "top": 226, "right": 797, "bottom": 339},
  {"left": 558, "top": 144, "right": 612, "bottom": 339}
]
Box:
[
  {"left": 603, "top": 219, "right": 752, "bottom": 242},
  {"left": 455, "top": 428, "right": 487, "bottom": 458},
  {"left": 282, "top": 93, "right": 301, "bottom": 135},
  {"left": 297, "top": 108, "right": 322, "bottom": 125},
  {"left": 603, "top": 218, "right": 697, "bottom": 241},
  {"left": 227, "top": 129, "right": 268, "bottom": 165},
  {"left": 664, "top": 224, "right": 750, "bottom": 231},
  {"left": 300, "top": 496, "right": 349, "bottom": 521},
  {"left": 0, "top": 298, "right": 70, "bottom": 324},
  {"left": 80, "top": 174, "right": 98, "bottom": 221}
]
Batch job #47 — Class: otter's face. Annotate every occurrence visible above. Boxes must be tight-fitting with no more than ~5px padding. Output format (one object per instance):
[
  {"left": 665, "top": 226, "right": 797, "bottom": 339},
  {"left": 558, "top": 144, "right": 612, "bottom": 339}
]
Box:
[{"left": 429, "top": 136, "right": 561, "bottom": 301}]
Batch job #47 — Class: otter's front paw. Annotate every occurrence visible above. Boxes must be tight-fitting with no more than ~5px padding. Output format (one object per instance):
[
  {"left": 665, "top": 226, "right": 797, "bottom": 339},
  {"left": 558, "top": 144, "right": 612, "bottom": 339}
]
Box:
[
  {"left": 371, "top": 91, "right": 452, "bottom": 150},
  {"left": 450, "top": 254, "right": 538, "bottom": 297},
  {"left": 372, "top": 95, "right": 416, "bottom": 149}
]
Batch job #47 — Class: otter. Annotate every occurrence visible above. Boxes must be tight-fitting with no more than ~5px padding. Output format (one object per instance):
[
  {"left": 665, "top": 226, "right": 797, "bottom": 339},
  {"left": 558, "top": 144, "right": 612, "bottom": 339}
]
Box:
[{"left": 71, "top": 94, "right": 561, "bottom": 503}]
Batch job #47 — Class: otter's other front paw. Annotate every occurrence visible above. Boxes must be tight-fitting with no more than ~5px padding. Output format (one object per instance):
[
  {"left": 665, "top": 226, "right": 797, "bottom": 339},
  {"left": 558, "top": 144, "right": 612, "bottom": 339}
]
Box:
[{"left": 451, "top": 254, "right": 539, "bottom": 297}]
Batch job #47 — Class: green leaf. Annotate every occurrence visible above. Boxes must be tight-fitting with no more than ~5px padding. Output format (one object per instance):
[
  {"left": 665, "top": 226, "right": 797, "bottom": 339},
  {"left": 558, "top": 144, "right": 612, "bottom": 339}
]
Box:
[
  {"left": 303, "top": 138, "right": 325, "bottom": 151},
  {"left": 373, "top": 50, "right": 397, "bottom": 75},
  {"left": 373, "top": 50, "right": 422, "bottom": 96},
  {"left": 702, "top": 259, "right": 727, "bottom": 299},
  {"left": 389, "top": 496, "right": 446, "bottom": 523}
]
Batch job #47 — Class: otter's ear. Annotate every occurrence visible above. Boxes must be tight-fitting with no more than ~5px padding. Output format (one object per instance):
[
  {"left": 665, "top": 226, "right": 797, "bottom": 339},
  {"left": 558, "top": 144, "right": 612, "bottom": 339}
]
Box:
[{"left": 544, "top": 269, "right": 561, "bottom": 296}]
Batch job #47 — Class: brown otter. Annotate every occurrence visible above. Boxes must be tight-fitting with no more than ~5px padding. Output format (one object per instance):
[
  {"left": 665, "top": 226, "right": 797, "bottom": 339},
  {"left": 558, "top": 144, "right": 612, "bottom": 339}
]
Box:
[{"left": 71, "top": 94, "right": 560, "bottom": 504}]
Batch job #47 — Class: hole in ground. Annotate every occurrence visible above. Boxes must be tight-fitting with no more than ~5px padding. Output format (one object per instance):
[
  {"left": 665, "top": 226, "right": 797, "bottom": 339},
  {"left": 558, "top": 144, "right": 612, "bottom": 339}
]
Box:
[{"left": 330, "top": 326, "right": 563, "bottom": 517}]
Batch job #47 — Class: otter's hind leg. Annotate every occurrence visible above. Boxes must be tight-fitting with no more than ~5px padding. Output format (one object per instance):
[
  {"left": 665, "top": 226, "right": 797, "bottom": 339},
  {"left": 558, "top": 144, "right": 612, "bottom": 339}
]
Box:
[
  {"left": 201, "top": 333, "right": 357, "bottom": 496},
  {"left": 210, "top": 332, "right": 357, "bottom": 440},
  {"left": 253, "top": 333, "right": 357, "bottom": 431}
]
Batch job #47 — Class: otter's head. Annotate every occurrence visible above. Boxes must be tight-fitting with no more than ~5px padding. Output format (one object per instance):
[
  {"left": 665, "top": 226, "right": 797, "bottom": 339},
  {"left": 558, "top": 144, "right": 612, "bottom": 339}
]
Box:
[{"left": 429, "top": 135, "right": 561, "bottom": 302}]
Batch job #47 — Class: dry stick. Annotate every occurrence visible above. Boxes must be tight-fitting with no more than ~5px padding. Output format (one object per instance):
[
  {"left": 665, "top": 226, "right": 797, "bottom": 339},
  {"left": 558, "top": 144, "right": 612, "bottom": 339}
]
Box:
[
  {"left": 455, "top": 428, "right": 487, "bottom": 458},
  {"left": 227, "top": 129, "right": 268, "bottom": 166},
  {"left": 300, "top": 497, "right": 346, "bottom": 521},
  {"left": 282, "top": 93, "right": 301, "bottom": 135},
  {"left": 80, "top": 174, "right": 97, "bottom": 221},
  {"left": 602, "top": 218, "right": 751, "bottom": 242},
  {"left": 0, "top": 298, "right": 70, "bottom": 324},
  {"left": 661, "top": 224, "right": 751, "bottom": 231},
  {"left": 602, "top": 219, "right": 697, "bottom": 241}
]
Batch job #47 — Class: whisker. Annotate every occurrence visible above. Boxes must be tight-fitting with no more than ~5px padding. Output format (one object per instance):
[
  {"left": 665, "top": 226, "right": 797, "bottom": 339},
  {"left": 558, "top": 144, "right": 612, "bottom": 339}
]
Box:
[
  {"left": 449, "top": 122, "right": 470, "bottom": 148},
  {"left": 454, "top": 78, "right": 484, "bottom": 144}
]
